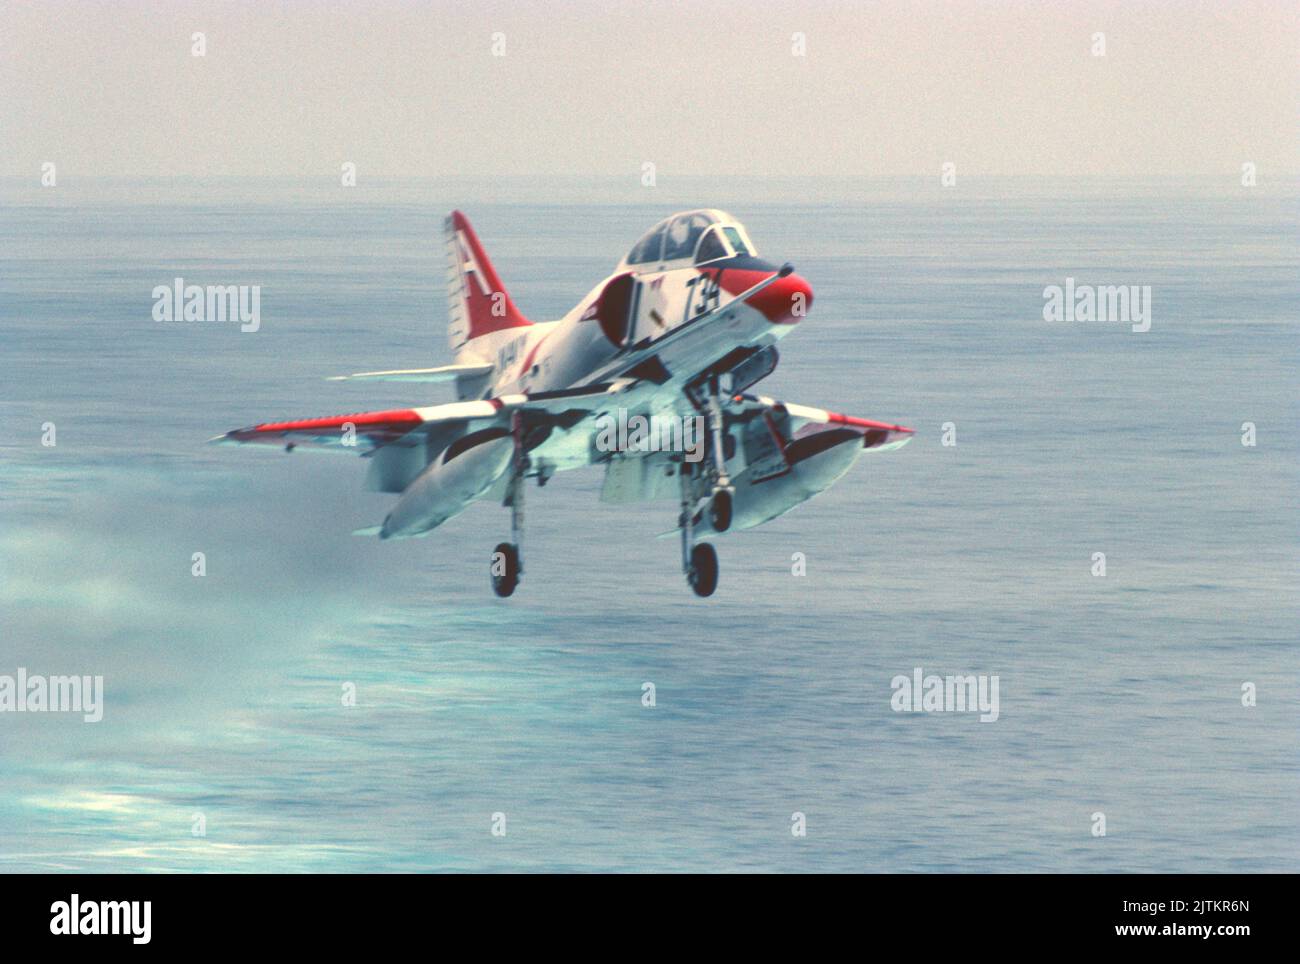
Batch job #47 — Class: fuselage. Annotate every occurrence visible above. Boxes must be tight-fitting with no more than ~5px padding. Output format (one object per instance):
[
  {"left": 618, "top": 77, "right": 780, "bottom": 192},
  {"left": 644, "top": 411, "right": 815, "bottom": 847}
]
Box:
[
  {"left": 469, "top": 209, "right": 813, "bottom": 407},
  {"left": 485, "top": 259, "right": 807, "bottom": 395}
]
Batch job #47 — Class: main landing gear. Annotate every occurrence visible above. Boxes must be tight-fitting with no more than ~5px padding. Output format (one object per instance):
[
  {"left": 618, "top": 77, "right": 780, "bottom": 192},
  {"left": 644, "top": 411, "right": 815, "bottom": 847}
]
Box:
[
  {"left": 489, "top": 387, "right": 735, "bottom": 598},
  {"left": 491, "top": 416, "right": 527, "bottom": 598},
  {"left": 491, "top": 540, "right": 520, "bottom": 598},
  {"left": 491, "top": 467, "right": 524, "bottom": 598},
  {"left": 679, "top": 461, "right": 719, "bottom": 598}
]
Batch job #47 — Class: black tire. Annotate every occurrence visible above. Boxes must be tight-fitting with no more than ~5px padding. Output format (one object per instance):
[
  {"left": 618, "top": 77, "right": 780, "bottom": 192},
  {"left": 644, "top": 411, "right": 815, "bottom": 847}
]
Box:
[
  {"left": 491, "top": 542, "right": 520, "bottom": 597},
  {"left": 688, "top": 542, "right": 719, "bottom": 598},
  {"left": 709, "top": 489, "right": 733, "bottom": 532}
]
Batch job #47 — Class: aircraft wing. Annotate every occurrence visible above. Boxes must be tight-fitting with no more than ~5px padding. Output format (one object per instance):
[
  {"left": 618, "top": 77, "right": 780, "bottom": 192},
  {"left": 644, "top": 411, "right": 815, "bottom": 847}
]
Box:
[
  {"left": 729, "top": 392, "right": 915, "bottom": 452},
  {"left": 603, "top": 391, "right": 913, "bottom": 505},
  {"left": 210, "top": 382, "right": 637, "bottom": 455}
]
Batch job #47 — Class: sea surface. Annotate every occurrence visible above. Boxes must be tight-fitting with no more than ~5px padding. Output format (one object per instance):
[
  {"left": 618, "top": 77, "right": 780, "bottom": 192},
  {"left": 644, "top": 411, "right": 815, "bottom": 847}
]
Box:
[{"left": 1, "top": 175, "right": 1296, "bottom": 872}]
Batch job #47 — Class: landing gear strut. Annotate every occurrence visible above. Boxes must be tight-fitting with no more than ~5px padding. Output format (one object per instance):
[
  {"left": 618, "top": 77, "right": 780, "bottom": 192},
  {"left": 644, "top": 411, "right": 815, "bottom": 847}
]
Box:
[
  {"left": 679, "top": 461, "right": 719, "bottom": 597},
  {"left": 491, "top": 415, "right": 527, "bottom": 598},
  {"left": 709, "top": 488, "right": 733, "bottom": 532},
  {"left": 701, "top": 376, "right": 734, "bottom": 533}
]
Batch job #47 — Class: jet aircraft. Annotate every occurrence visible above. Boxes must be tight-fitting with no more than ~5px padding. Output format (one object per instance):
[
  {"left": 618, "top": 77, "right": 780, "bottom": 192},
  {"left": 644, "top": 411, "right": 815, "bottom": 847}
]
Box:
[{"left": 214, "top": 210, "right": 913, "bottom": 597}]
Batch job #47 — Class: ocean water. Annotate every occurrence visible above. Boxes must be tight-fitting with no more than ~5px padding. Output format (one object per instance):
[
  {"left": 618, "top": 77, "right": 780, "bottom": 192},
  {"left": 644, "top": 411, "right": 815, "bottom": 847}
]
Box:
[{"left": 0, "top": 175, "right": 1295, "bottom": 872}]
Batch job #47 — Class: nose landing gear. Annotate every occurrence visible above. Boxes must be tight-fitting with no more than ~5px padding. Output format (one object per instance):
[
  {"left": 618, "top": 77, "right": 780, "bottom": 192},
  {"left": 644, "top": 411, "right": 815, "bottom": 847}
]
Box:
[{"left": 701, "top": 376, "right": 735, "bottom": 533}]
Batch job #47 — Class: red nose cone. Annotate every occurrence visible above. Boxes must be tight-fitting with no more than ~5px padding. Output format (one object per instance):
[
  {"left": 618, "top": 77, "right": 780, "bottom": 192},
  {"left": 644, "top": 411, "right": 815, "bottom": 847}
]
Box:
[{"left": 749, "top": 272, "right": 813, "bottom": 324}]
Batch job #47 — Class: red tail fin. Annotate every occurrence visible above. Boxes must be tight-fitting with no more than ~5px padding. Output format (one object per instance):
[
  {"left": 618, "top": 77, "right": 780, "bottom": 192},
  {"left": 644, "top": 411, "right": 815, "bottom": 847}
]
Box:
[{"left": 444, "top": 210, "right": 532, "bottom": 351}]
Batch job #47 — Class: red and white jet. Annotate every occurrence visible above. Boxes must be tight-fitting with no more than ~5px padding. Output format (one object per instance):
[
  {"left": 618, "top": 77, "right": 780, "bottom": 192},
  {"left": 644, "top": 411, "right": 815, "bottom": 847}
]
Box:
[{"left": 215, "top": 210, "right": 913, "bottom": 597}]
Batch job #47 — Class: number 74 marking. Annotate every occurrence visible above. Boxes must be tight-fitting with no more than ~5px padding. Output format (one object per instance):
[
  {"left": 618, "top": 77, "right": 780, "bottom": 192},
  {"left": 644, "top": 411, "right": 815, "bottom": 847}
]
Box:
[{"left": 683, "top": 271, "right": 721, "bottom": 324}]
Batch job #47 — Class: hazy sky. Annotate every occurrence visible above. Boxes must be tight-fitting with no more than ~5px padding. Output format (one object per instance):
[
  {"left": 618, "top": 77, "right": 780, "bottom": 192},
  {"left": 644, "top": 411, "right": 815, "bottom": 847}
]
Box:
[{"left": 2, "top": 0, "right": 1296, "bottom": 177}]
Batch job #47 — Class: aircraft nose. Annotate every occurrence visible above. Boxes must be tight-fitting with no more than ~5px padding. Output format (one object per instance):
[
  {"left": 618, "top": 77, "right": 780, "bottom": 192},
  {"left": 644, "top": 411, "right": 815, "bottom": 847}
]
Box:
[{"left": 750, "top": 268, "right": 813, "bottom": 324}]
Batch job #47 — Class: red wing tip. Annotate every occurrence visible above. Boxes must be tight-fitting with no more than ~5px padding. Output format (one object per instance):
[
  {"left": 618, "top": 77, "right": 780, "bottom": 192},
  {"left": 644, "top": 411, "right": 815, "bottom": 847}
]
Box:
[
  {"left": 829, "top": 412, "right": 915, "bottom": 434},
  {"left": 254, "top": 409, "right": 423, "bottom": 433}
]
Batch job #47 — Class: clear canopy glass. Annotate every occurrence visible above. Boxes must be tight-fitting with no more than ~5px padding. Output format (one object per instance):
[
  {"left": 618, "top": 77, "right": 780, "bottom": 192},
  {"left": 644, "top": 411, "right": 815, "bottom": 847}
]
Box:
[{"left": 623, "top": 209, "right": 756, "bottom": 267}]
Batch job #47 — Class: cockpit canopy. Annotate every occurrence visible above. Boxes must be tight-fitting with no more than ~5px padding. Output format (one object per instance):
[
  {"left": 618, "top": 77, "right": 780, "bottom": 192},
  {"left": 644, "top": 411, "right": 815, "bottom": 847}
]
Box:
[{"left": 620, "top": 209, "right": 758, "bottom": 270}]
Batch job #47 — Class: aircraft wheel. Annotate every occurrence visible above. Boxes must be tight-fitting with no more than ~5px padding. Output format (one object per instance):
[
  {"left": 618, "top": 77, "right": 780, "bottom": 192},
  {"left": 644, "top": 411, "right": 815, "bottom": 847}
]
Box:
[
  {"left": 709, "top": 489, "right": 733, "bottom": 533},
  {"left": 491, "top": 542, "right": 520, "bottom": 597},
  {"left": 688, "top": 542, "right": 719, "bottom": 598}
]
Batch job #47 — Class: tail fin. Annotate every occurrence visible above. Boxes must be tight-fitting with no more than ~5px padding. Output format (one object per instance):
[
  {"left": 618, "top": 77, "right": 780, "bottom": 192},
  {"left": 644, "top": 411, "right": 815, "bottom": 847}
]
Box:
[{"left": 444, "top": 210, "right": 532, "bottom": 354}]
